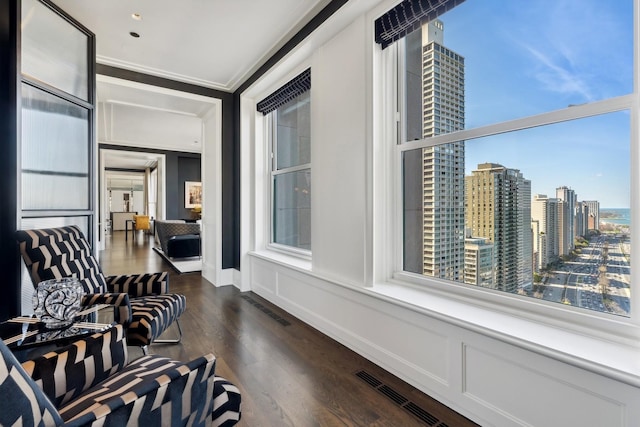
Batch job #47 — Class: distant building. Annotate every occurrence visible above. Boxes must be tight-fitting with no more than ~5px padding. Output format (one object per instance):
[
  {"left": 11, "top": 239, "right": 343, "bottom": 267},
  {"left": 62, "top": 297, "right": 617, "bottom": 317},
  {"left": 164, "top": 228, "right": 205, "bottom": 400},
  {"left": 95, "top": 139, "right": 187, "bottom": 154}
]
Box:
[
  {"left": 464, "top": 237, "right": 494, "bottom": 287},
  {"left": 465, "top": 163, "right": 532, "bottom": 292},
  {"left": 403, "top": 19, "right": 466, "bottom": 280},
  {"left": 532, "top": 194, "right": 560, "bottom": 269},
  {"left": 531, "top": 219, "right": 544, "bottom": 273},
  {"left": 556, "top": 186, "right": 576, "bottom": 255},
  {"left": 583, "top": 200, "right": 600, "bottom": 230},
  {"left": 575, "top": 202, "right": 590, "bottom": 238},
  {"left": 556, "top": 199, "right": 570, "bottom": 257}
]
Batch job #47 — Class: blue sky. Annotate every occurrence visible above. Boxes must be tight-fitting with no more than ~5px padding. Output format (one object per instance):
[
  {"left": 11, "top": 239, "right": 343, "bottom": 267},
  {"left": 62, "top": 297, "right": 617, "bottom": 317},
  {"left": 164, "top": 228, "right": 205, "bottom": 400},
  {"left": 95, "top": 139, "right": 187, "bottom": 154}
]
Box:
[{"left": 438, "top": 0, "right": 634, "bottom": 208}]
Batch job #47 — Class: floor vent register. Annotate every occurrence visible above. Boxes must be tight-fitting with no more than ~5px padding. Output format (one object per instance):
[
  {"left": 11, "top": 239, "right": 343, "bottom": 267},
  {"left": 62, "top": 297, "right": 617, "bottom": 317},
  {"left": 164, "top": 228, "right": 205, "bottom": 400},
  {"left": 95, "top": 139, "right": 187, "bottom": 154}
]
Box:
[
  {"left": 240, "top": 294, "right": 291, "bottom": 326},
  {"left": 355, "top": 370, "right": 447, "bottom": 426}
]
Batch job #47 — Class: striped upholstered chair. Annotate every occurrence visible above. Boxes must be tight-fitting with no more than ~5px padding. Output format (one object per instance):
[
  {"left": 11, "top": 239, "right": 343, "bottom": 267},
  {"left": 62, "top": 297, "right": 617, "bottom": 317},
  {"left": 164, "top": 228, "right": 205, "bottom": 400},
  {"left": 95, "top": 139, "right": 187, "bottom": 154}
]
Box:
[
  {"left": 0, "top": 324, "right": 241, "bottom": 426},
  {"left": 16, "top": 225, "right": 186, "bottom": 353}
]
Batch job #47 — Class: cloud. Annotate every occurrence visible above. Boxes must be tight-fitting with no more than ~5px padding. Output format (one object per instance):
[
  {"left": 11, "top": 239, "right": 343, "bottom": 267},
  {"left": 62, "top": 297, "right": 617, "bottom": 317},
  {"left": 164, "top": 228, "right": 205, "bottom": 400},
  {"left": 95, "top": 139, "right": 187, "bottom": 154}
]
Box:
[{"left": 524, "top": 45, "right": 594, "bottom": 101}]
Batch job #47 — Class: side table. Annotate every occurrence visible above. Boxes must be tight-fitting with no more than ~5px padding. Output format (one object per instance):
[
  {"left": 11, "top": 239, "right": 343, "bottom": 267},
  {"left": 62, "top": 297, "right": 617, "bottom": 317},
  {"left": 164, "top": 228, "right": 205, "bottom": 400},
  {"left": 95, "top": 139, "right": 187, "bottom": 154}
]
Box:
[{"left": 0, "top": 304, "right": 114, "bottom": 361}]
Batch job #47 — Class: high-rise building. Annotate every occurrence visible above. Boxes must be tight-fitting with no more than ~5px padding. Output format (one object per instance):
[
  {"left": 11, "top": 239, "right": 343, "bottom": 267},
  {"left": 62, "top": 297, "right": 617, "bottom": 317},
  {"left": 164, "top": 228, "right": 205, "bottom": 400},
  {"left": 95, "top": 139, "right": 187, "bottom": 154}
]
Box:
[
  {"left": 465, "top": 163, "right": 531, "bottom": 292},
  {"left": 556, "top": 186, "right": 576, "bottom": 255},
  {"left": 575, "top": 202, "right": 590, "bottom": 237},
  {"left": 517, "top": 172, "right": 533, "bottom": 288},
  {"left": 464, "top": 237, "right": 494, "bottom": 287},
  {"left": 532, "top": 194, "right": 560, "bottom": 269},
  {"left": 556, "top": 199, "right": 569, "bottom": 257},
  {"left": 420, "top": 19, "right": 466, "bottom": 280},
  {"left": 531, "top": 219, "right": 544, "bottom": 273},
  {"left": 583, "top": 200, "right": 600, "bottom": 230}
]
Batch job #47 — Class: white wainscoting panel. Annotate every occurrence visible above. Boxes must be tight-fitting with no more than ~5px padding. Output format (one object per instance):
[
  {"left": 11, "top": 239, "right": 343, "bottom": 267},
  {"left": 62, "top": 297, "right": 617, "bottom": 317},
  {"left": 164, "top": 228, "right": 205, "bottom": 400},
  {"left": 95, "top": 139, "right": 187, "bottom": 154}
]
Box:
[
  {"left": 275, "top": 268, "right": 450, "bottom": 387},
  {"left": 462, "top": 343, "right": 626, "bottom": 426},
  {"left": 248, "top": 254, "right": 640, "bottom": 426},
  {"left": 250, "top": 259, "right": 278, "bottom": 296}
]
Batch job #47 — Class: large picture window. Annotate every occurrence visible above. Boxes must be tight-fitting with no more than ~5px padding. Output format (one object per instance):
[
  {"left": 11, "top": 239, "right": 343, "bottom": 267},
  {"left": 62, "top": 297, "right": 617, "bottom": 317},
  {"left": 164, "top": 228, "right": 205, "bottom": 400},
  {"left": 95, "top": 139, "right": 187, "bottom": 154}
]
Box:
[
  {"left": 386, "top": 0, "right": 634, "bottom": 318},
  {"left": 268, "top": 83, "right": 311, "bottom": 251}
]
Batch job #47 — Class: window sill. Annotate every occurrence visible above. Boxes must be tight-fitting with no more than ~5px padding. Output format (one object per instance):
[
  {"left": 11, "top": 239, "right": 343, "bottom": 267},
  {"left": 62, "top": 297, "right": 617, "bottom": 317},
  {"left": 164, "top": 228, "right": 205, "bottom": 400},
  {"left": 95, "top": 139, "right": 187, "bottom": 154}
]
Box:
[
  {"left": 249, "top": 249, "right": 312, "bottom": 272},
  {"left": 368, "top": 281, "right": 640, "bottom": 388}
]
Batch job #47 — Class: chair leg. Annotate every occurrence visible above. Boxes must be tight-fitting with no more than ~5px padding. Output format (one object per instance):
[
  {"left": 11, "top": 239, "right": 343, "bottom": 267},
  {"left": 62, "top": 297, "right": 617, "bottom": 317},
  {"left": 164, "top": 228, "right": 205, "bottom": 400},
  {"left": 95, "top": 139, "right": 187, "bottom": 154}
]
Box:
[
  {"left": 141, "top": 345, "right": 149, "bottom": 355},
  {"left": 153, "top": 319, "right": 183, "bottom": 344}
]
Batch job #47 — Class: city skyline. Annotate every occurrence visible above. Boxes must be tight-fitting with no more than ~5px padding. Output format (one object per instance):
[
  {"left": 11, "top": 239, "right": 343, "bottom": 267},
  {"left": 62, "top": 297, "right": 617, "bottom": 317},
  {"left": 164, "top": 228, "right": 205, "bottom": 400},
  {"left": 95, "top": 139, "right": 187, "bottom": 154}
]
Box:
[
  {"left": 438, "top": 0, "right": 632, "bottom": 209},
  {"left": 398, "top": 1, "right": 631, "bottom": 316}
]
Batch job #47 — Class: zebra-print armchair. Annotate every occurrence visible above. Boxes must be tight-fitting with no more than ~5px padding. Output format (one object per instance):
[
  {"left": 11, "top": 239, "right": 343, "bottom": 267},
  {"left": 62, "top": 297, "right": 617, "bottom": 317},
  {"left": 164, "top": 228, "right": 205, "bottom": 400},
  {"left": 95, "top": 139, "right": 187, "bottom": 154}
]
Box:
[
  {"left": 16, "top": 225, "right": 185, "bottom": 352},
  {"left": 0, "top": 324, "right": 241, "bottom": 426}
]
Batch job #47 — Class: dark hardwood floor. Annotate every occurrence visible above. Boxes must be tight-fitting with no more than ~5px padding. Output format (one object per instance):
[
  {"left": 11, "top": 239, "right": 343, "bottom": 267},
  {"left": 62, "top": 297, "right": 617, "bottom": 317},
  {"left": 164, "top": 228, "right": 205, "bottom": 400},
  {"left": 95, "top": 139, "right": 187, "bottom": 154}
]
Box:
[{"left": 99, "top": 231, "right": 479, "bottom": 427}]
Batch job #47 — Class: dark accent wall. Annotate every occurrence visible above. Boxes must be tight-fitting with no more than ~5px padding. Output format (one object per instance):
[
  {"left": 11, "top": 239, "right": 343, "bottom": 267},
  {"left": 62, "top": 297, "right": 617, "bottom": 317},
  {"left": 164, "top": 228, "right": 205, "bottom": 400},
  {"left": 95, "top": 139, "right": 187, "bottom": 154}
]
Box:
[
  {"left": 175, "top": 154, "right": 201, "bottom": 219},
  {"left": 0, "top": 0, "right": 20, "bottom": 321},
  {"left": 96, "top": 65, "right": 238, "bottom": 270}
]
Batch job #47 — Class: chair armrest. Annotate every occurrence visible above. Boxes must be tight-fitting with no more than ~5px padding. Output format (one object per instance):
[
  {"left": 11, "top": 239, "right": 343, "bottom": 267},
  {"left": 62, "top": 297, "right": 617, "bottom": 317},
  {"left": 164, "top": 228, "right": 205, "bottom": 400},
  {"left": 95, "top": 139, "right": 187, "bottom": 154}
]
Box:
[
  {"left": 82, "top": 292, "right": 132, "bottom": 325},
  {"left": 21, "top": 325, "right": 128, "bottom": 409},
  {"left": 61, "top": 353, "right": 217, "bottom": 427},
  {"left": 0, "top": 337, "right": 64, "bottom": 426},
  {"left": 212, "top": 376, "right": 242, "bottom": 426},
  {"left": 105, "top": 272, "right": 169, "bottom": 296}
]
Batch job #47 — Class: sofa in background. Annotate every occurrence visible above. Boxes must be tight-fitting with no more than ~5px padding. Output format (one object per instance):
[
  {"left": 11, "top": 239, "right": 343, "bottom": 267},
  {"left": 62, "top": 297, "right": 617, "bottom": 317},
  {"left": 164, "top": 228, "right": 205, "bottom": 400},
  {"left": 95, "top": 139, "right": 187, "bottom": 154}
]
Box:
[{"left": 156, "top": 220, "right": 201, "bottom": 258}]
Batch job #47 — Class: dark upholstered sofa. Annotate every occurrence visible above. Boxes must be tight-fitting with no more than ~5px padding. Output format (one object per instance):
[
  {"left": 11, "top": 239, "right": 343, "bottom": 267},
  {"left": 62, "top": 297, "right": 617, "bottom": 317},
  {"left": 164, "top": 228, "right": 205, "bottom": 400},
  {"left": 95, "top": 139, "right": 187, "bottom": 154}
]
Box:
[{"left": 156, "top": 220, "right": 201, "bottom": 258}]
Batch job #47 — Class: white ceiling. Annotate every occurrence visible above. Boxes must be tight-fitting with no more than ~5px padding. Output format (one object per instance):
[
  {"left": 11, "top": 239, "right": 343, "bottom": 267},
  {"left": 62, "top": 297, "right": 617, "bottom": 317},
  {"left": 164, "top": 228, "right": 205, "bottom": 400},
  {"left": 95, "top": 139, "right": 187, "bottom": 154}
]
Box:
[
  {"left": 96, "top": 76, "right": 212, "bottom": 157},
  {"left": 51, "top": 0, "right": 331, "bottom": 168},
  {"left": 54, "top": 0, "right": 331, "bottom": 91}
]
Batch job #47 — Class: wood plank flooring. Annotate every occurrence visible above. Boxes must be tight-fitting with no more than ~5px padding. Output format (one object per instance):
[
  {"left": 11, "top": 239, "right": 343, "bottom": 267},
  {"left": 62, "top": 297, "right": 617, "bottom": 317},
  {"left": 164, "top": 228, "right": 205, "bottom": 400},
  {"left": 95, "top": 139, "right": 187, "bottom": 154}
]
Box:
[{"left": 99, "top": 231, "right": 479, "bottom": 427}]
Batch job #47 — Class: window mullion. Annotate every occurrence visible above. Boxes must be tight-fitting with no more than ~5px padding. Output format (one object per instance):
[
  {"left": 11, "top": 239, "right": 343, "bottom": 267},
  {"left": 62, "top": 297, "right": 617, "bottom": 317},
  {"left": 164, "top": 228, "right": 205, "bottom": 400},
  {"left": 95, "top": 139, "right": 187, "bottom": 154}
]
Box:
[
  {"left": 399, "top": 94, "right": 635, "bottom": 154},
  {"left": 273, "top": 164, "right": 311, "bottom": 176}
]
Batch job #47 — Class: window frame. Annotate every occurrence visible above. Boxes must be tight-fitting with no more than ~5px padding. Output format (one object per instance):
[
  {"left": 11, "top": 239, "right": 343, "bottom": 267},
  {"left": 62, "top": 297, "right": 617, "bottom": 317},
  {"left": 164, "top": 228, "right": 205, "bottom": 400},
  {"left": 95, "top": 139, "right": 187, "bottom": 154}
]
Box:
[
  {"left": 381, "top": 2, "right": 640, "bottom": 344},
  {"left": 267, "top": 92, "right": 312, "bottom": 258}
]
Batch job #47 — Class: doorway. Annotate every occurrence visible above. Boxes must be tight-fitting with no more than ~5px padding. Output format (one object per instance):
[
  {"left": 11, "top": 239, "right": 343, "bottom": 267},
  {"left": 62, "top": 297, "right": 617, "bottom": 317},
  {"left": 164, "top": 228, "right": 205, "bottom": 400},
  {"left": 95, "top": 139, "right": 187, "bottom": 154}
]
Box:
[
  {"left": 96, "top": 75, "right": 225, "bottom": 285},
  {"left": 99, "top": 149, "right": 166, "bottom": 248}
]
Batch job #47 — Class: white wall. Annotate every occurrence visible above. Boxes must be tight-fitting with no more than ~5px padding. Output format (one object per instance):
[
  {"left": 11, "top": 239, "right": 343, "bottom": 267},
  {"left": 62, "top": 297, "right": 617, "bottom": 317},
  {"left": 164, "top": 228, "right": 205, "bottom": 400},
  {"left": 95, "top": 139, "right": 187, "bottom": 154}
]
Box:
[
  {"left": 240, "top": 1, "right": 640, "bottom": 425},
  {"left": 311, "top": 15, "right": 368, "bottom": 286},
  {"left": 201, "top": 101, "right": 232, "bottom": 287}
]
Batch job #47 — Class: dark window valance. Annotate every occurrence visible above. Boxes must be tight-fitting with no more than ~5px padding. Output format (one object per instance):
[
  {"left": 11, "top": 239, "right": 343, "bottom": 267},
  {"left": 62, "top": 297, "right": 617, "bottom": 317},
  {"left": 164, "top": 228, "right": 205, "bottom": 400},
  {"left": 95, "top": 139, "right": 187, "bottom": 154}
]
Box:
[
  {"left": 257, "top": 68, "right": 311, "bottom": 115},
  {"left": 375, "top": 0, "right": 466, "bottom": 49}
]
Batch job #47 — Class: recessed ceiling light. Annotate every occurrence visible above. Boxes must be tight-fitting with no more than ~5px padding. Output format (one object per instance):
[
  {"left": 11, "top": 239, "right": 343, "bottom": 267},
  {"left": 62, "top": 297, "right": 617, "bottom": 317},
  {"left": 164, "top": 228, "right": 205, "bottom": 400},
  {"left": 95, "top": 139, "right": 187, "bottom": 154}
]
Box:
[
  {"left": 129, "top": 32, "right": 140, "bottom": 38},
  {"left": 131, "top": 13, "right": 142, "bottom": 21}
]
